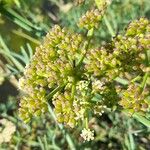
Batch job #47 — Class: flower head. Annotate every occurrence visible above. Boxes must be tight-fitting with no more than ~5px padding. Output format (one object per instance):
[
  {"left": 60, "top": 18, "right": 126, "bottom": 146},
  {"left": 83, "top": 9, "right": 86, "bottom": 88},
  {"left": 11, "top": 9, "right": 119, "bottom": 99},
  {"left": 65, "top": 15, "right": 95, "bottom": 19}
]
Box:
[
  {"left": 0, "top": 119, "right": 16, "bottom": 144},
  {"left": 80, "top": 128, "right": 94, "bottom": 141}
]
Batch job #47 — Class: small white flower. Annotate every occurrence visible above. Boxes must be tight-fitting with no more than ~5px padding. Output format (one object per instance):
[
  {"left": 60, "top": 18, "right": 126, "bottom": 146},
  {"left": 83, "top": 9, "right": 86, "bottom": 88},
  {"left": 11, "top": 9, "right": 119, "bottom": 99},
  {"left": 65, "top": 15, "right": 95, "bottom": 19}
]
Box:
[
  {"left": 92, "top": 80, "right": 104, "bottom": 92},
  {"left": 0, "top": 119, "right": 16, "bottom": 144},
  {"left": 80, "top": 128, "right": 94, "bottom": 141}
]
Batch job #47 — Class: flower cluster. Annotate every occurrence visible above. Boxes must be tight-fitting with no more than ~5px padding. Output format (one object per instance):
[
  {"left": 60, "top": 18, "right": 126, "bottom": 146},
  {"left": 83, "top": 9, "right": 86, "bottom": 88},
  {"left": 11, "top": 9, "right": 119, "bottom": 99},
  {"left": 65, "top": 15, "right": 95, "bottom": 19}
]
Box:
[
  {"left": 80, "top": 128, "right": 94, "bottom": 141},
  {"left": 19, "top": 88, "right": 47, "bottom": 123},
  {"left": 119, "top": 83, "right": 149, "bottom": 113},
  {"left": 85, "top": 18, "right": 150, "bottom": 80},
  {"left": 126, "top": 17, "right": 150, "bottom": 37},
  {"left": 19, "top": 25, "right": 85, "bottom": 123},
  {"left": 85, "top": 46, "right": 121, "bottom": 80},
  {"left": 18, "top": 16, "right": 150, "bottom": 141},
  {"left": 52, "top": 91, "right": 76, "bottom": 128},
  {"left": 0, "top": 119, "right": 16, "bottom": 144},
  {"left": 52, "top": 80, "right": 93, "bottom": 128},
  {"left": 78, "top": 0, "right": 111, "bottom": 30},
  {"left": 78, "top": 9, "right": 102, "bottom": 30},
  {"left": 94, "top": 103, "right": 107, "bottom": 116}
]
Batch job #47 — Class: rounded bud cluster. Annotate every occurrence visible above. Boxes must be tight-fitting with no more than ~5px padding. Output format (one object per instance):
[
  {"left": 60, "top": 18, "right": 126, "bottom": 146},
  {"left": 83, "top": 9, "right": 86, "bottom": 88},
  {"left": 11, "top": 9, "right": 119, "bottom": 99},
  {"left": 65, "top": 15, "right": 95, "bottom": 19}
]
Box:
[
  {"left": 119, "top": 84, "right": 149, "bottom": 113},
  {"left": 52, "top": 80, "right": 92, "bottom": 127},
  {"left": 77, "top": 0, "right": 111, "bottom": 30},
  {"left": 78, "top": 9, "right": 102, "bottom": 30},
  {"left": 19, "top": 88, "right": 47, "bottom": 123},
  {"left": 85, "top": 18, "right": 150, "bottom": 80},
  {"left": 18, "top": 18, "right": 150, "bottom": 127},
  {"left": 113, "top": 30, "right": 150, "bottom": 74},
  {"left": 80, "top": 128, "right": 94, "bottom": 141},
  {"left": 92, "top": 79, "right": 105, "bottom": 92},
  {"left": 18, "top": 25, "right": 85, "bottom": 123},
  {"left": 52, "top": 91, "right": 76, "bottom": 128},
  {"left": 0, "top": 119, "right": 16, "bottom": 144},
  {"left": 34, "top": 25, "right": 84, "bottom": 88},
  {"left": 126, "top": 18, "right": 150, "bottom": 37},
  {"left": 85, "top": 47, "right": 121, "bottom": 80}
]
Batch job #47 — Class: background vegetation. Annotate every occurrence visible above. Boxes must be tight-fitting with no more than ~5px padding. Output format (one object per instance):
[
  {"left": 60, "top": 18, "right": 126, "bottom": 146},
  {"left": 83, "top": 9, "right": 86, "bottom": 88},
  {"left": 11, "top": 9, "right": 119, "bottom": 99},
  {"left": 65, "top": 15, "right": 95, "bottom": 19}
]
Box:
[{"left": 0, "top": 0, "right": 150, "bottom": 149}]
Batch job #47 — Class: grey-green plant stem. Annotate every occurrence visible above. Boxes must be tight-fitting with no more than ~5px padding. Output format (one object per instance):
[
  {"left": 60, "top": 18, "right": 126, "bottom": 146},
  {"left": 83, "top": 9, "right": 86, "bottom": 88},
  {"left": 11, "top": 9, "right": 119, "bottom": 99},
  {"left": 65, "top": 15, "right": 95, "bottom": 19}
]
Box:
[
  {"left": 76, "top": 28, "right": 94, "bottom": 68},
  {"left": 140, "top": 72, "right": 149, "bottom": 90},
  {"left": 46, "top": 83, "right": 67, "bottom": 100},
  {"left": 71, "top": 78, "right": 76, "bottom": 100},
  {"left": 140, "top": 50, "right": 149, "bottom": 90}
]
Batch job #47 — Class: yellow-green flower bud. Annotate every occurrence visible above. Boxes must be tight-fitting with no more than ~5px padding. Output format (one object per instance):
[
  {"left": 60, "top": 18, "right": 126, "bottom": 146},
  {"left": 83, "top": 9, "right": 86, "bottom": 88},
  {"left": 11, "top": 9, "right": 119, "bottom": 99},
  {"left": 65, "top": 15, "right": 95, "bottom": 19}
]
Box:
[
  {"left": 78, "top": 9, "right": 102, "bottom": 30},
  {"left": 119, "top": 84, "right": 149, "bottom": 113}
]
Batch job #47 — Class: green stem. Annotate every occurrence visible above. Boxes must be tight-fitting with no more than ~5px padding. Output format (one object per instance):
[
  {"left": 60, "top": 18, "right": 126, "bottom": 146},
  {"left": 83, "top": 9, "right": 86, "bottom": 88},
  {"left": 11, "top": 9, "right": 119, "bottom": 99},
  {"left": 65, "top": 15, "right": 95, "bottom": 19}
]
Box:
[
  {"left": 140, "top": 72, "right": 149, "bottom": 90},
  {"left": 71, "top": 79, "right": 76, "bottom": 100},
  {"left": 133, "top": 113, "right": 150, "bottom": 128},
  {"left": 131, "top": 75, "right": 141, "bottom": 83},
  {"left": 140, "top": 50, "right": 149, "bottom": 90},
  {"left": 85, "top": 117, "right": 88, "bottom": 129},
  {"left": 46, "top": 83, "right": 67, "bottom": 100},
  {"left": 76, "top": 28, "right": 94, "bottom": 68}
]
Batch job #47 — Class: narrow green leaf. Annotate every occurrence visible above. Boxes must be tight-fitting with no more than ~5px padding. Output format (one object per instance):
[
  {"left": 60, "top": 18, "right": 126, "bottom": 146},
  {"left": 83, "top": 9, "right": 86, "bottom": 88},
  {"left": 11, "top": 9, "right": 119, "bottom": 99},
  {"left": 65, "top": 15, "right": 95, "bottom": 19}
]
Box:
[
  {"left": 21, "top": 46, "right": 30, "bottom": 64},
  {"left": 11, "top": 52, "right": 27, "bottom": 64},
  {"left": 115, "top": 77, "right": 129, "bottom": 85},
  {"left": 27, "top": 43, "right": 33, "bottom": 59},
  {"left": 133, "top": 113, "right": 150, "bottom": 128},
  {"left": 6, "top": 64, "right": 19, "bottom": 73},
  {"left": 128, "top": 133, "right": 135, "bottom": 150},
  {"left": 37, "top": 137, "right": 45, "bottom": 150}
]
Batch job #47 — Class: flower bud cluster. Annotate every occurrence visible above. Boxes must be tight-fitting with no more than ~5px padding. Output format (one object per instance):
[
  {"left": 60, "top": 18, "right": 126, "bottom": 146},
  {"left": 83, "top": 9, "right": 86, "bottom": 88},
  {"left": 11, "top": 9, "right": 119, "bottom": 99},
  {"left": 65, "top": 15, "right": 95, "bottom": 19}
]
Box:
[
  {"left": 0, "top": 119, "right": 16, "bottom": 144},
  {"left": 94, "top": 103, "right": 107, "bottom": 116},
  {"left": 119, "top": 84, "right": 149, "bottom": 113},
  {"left": 78, "top": 0, "right": 111, "bottom": 30},
  {"left": 126, "top": 18, "right": 150, "bottom": 37},
  {"left": 78, "top": 9, "right": 102, "bottom": 30},
  {"left": 34, "top": 25, "right": 83, "bottom": 88},
  {"left": 85, "top": 18, "right": 150, "bottom": 80},
  {"left": 113, "top": 34, "right": 149, "bottom": 74},
  {"left": 92, "top": 78, "right": 106, "bottom": 92},
  {"left": 85, "top": 46, "right": 121, "bottom": 80},
  {"left": 19, "top": 88, "right": 47, "bottom": 123},
  {"left": 19, "top": 25, "right": 85, "bottom": 122},
  {"left": 52, "top": 80, "right": 92, "bottom": 127},
  {"left": 18, "top": 18, "right": 150, "bottom": 130},
  {"left": 80, "top": 128, "right": 94, "bottom": 141},
  {"left": 52, "top": 91, "right": 76, "bottom": 128}
]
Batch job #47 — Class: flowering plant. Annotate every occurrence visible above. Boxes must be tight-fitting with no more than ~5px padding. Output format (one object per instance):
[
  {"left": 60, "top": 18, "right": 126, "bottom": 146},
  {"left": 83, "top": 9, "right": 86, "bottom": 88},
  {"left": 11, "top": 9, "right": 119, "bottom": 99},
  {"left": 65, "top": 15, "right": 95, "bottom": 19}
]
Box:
[{"left": 18, "top": 0, "right": 150, "bottom": 141}]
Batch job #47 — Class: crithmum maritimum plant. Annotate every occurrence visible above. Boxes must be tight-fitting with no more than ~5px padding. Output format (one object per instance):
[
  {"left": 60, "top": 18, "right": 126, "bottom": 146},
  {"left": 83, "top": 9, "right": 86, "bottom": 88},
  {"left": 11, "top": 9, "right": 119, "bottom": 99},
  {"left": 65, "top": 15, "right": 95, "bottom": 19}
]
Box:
[{"left": 18, "top": 0, "right": 150, "bottom": 141}]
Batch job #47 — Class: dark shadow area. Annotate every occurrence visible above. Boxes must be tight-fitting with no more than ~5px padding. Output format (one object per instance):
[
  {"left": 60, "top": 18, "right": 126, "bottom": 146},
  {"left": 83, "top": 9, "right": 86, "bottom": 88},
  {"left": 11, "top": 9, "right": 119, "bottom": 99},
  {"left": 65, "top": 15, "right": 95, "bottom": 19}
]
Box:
[{"left": 0, "top": 80, "right": 18, "bottom": 103}]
